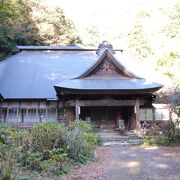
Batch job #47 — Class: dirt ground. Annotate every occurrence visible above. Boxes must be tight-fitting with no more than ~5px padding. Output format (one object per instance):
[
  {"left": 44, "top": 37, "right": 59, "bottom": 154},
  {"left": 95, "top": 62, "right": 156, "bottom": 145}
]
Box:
[{"left": 59, "top": 146, "right": 180, "bottom": 180}]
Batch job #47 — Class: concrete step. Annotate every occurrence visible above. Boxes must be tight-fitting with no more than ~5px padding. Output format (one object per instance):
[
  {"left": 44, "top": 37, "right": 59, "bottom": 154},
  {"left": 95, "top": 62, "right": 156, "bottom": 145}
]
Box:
[
  {"left": 98, "top": 131, "right": 142, "bottom": 146},
  {"left": 99, "top": 134, "right": 141, "bottom": 140},
  {"left": 102, "top": 138, "right": 142, "bottom": 142},
  {"left": 103, "top": 139, "right": 142, "bottom": 146}
]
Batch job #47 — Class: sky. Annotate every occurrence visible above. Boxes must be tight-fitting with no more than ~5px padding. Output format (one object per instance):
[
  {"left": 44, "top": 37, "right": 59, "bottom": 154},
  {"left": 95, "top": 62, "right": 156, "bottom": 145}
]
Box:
[{"left": 44, "top": 0, "right": 177, "bottom": 28}]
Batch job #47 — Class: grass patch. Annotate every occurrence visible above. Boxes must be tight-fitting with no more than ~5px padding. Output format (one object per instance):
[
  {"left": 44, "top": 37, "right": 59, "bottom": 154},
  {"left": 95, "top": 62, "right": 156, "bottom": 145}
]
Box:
[{"left": 143, "top": 134, "right": 180, "bottom": 146}]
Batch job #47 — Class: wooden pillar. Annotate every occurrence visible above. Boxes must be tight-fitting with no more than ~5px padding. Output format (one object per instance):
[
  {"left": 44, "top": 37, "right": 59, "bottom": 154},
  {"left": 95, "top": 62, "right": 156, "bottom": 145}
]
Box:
[
  {"left": 17, "top": 108, "right": 19, "bottom": 122},
  {"left": 36, "top": 108, "right": 38, "bottom": 122},
  {"left": 56, "top": 101, "right": 59, "bottom": 122},
  {"left": 26, "top": 108, "right": 28, "bottom": 123},
  {"left": 135, "top": 97, "right": 141, "bottom": 132},
  {"left": 6, "top": 108, "right": 9, "bottom": 122},
  {"left": 0, "top": 107, "right": 2, "bottom": 122},
  {"left": 21, "top": 109, "right": 24, "bottom": 123},
  {"left": 45, "top": 106, "right": 47, "bottom": 122},
  {"left": 75, "top": 99, "right": 80, "bottom": 120}
]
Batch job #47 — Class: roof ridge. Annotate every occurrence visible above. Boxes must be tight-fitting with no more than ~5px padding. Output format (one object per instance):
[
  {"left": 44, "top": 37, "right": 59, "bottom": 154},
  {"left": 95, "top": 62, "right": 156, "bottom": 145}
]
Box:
[{"left": 17, "top": 46, "right": 123, "bottom": 52}]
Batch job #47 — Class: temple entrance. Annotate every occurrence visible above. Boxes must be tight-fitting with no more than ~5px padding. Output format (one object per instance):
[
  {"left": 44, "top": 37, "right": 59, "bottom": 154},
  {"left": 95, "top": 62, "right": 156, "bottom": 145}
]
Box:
[{"left": 80, "top": 106, "right": 135, "bottom": 131}]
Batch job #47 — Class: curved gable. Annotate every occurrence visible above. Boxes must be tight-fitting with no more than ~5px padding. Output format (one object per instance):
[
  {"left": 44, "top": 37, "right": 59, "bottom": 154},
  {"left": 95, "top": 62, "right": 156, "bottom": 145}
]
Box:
[{"left": 77, "top": 48, "right": 139, "bottom": 79}]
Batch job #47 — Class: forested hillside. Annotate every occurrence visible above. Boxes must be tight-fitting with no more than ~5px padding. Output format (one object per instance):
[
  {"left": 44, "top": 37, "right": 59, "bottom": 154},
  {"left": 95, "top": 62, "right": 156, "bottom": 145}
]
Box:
[{"left": 0, "top": 0, "right": 81, "bottom": 61}]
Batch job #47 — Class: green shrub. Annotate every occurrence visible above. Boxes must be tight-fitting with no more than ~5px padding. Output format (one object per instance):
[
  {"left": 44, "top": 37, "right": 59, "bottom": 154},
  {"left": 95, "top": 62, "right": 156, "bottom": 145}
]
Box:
[
  {"left": 171, "top": 136, "right": 180, "bottom": 146},
  {"left": 162, "top": 122, "right": 174, "bottom": 139},
  {"left": 143, "top": 135, "right": 171, "bottom": 146},
  {"left": 11, "top": 129, "right": 32, "bottom": 153},
  {"left": 0, "top": 126, "right": 27, "bottom": 180},
  {"left": 65, "top": 121, "right": 97, "bottom": 162},
  {"left": 155, "top": 135, "right": 171, "bottom": 146},
  {"left": 76, "top": 153, "right": 91, "bottom": 164},
  {"left": 0, "top": 125, "right": 15, "bottom": 146},
  {"left": 84, "top": 132, "right": 97, "bottom": 148},
  {"left": 50, "top": 160, "right": 73, "bottom": 176},
  {"left": 0, "top": 121, "right": 98, "bottom": 177},
  {"left": 64, "top": 126, "right": 85, "bottom": 158},
  {"left": 143, "top": 136, "right": 153, "bottom": 145},
  {"left": 25, "top": 151, "right": 44, "bottom": 171},
  {"left": 31, "top": 122, "right": 65, "bottom": 151},
  {"left": 96, "top": 134, "right": 102, "bottom": 146},
  {"left": 51, "top": 165, "right": 69, "bottom": 176},
  {"left": 69, "top": 120, "right": 93, "bottom": 133},
  {"left": 0, "top": 149, "right": 15, "bottom": 180}
]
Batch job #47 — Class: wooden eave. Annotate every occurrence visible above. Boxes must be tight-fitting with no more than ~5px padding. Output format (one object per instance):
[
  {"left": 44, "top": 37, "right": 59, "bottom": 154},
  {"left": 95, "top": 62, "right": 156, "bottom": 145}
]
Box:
[{"left": 55, "top": 87, "right": 162, "bottom": 95}]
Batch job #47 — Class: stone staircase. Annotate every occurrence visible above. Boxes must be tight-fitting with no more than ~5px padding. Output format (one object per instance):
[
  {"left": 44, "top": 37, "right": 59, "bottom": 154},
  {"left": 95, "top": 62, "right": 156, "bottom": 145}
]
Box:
[{"left": 97, "top": 125, "right": 142, "bottom": 146}]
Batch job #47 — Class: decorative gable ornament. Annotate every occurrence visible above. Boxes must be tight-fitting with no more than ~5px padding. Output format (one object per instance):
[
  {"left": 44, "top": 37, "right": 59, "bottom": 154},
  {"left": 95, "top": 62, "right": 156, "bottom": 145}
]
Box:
[{"left": 96, "top": 41, "right": 115, "bottom": 55}]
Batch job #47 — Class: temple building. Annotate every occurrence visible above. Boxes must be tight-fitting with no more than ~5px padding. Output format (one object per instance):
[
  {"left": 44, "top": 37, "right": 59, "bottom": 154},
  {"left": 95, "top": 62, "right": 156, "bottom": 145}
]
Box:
[{"left": 0, "top": 42, "right": 167, "bottom": 130}]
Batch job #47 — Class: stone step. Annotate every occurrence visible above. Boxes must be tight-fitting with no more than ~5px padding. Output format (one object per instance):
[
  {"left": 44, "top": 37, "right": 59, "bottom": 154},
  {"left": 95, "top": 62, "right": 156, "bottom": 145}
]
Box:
[
  {"left": 102, "top": 137, "right": 142, "bottom": 142},
  {"left": 100, "top": 134, "right": 141, "bottom": 138},
  {"left": 100, "top": 135, "right": 141, "bottom": 140},
  {"left": 103, "top": 139, "right": 142, "bottom": 146},
  {"left": 97, "top": 130, "right": 142, "bottom": 146},
  {"left": 105, "top": 137, "right": 141, "bottom": 141}
]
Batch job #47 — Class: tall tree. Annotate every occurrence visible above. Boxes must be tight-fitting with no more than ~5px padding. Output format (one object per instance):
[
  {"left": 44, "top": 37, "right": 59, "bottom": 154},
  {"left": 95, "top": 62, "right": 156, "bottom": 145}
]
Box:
[
  {"left": 0, "top": 0, "right": 81, "bottom": 61},
  {"left": 162, "top": 3, "right": 180, "bottom": 39},
  {"left": 156, "top": 3, "right": 180, "bottom": 79},
  {"left": 128, "top": 21, "right": 152, "bottom": 61},
  {"left": 0, "top": 0, "right": 19, "bottom": 61}
]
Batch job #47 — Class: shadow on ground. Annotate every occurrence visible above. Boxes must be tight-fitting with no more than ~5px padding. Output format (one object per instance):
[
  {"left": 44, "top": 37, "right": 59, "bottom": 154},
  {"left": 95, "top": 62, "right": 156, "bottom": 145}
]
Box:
[{"left": 104, "top": 146, "right": 180, "bottom": 180}]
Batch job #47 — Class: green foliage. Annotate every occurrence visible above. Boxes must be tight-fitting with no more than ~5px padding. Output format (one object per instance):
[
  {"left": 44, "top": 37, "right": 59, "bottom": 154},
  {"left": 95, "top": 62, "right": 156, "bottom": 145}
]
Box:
[
  {"left": 143, "top": 120, "right": 180, "bottom": 146},
  {"left": 0, "top": 125, "right": 12, "bottom": 145},
  {"left": 0, "top": 0, "right": 20, "bottom": 61},
  {"left": 64, "top": 126, "right": 86, "bottom": 158},
  {"left": 51, "top": 165, "right": 69, "bottom": 176},
  {"left": 143, "top": 135, "right": 171, "bottom": 146},
  {"left": 84, "top": 132, "right": 97, "bottom": 148},
  {"left": 83, "top": 26, "right": 101, "bottom": 46},
  {"left": 0, "top": 122, "right": 98, "bottom": 178},
  {"left": 155, "top": 51, "right": 180, "bottom": 78},
  {"left": 96, "top": 134, "right": 102, "bottom": 146},
  {"left": 171, "top": 136, "right": 180, "bottom": 146},
  {"left": 0, "top": 0, "right": 81, "bottom": 61},
  {"left": 69, "top": 119, "right": 93, "bottom": 133},
  {"left": 161, "top": 3, "right": 180, "bottom": 39},
  {"left": 0, "top": 125, "right": 21, "bottom": 180},
  {"left": 64, "top": 120, "right": 97, "bottom": 165},
  {"left": 31, "top": 122, "right": 65, "bottom": 151},
  {"left": 0, "top": 26, "right": 19, "bottom": 61},
  {"left": 161, "top": 122, "right": 174, "bottom": 139},
  {"left": 25, "top": 151, "right": 44, "bottom": 171},
  {"left": 129, "top": 21, "right": 152, "bottom": 61}
]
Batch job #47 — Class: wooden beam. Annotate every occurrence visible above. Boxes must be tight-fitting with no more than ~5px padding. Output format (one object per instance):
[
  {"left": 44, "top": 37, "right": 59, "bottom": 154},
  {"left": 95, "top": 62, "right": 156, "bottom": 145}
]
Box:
[
  {"left": 64, "top": 99, "right": 145, "bottom": 107},
  {"left": 80, "top": 100, "right": 137, "bottom": 106}
]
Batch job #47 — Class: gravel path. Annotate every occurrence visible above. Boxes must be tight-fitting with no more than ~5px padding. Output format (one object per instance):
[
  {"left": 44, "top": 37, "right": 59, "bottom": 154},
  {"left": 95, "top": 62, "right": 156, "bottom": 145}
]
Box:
[{"left": 60, "top": 146, "right": 180, "bottom": 180}]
